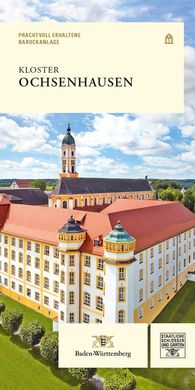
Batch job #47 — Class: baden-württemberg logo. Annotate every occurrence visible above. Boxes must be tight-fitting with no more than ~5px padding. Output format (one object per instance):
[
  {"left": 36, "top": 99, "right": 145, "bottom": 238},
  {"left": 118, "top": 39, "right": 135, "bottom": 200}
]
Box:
[
  {"left": 160, "top": 333, "right": 186, "bottom": 358},
  {"left": 92, "top": 335, "right": 114, "bottom": 348}
]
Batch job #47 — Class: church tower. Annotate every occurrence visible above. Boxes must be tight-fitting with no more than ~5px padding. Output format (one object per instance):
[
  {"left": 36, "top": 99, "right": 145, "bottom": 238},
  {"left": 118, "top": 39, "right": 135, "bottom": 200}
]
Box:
[{"left": 60, "top": 124, "right": 78, "bottom": 178}]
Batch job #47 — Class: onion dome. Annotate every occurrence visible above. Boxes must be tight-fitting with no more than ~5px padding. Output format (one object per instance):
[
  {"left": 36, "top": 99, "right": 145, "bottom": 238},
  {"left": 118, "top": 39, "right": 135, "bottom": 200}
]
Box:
[
  {"left": 104, "top": 221, "right": 134, "bottom": 243},
  {"left": 62, "top": 124, "right": 75, "bottom": 145},
  {"left": 58, "top": 215, "right": 85, "bottom": 234}
]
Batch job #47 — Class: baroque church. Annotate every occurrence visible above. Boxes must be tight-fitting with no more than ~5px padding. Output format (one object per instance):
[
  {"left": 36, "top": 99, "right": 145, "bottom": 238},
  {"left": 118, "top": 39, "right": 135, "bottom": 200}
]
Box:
[{"left": 49, "top": 124, "right": 154, "bottom": 209}]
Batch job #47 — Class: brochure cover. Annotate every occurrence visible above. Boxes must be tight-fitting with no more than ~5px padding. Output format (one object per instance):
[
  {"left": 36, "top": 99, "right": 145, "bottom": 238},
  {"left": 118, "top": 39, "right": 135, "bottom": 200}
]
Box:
[{"left": 0, "top": 2, "right": 194, "bottom": 390}]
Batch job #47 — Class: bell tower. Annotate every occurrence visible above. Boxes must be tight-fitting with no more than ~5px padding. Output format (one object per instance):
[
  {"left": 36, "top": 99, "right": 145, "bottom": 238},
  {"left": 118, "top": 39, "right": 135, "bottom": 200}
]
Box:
[{"left": 60, "top": 124, "right": 78, "bottom": 178}]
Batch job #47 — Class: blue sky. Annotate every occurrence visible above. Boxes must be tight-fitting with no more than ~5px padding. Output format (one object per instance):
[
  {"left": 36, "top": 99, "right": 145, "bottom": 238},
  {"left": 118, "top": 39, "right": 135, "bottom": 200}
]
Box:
[{"left": 0, "top": 1, "right": 195, "bottom": 179}]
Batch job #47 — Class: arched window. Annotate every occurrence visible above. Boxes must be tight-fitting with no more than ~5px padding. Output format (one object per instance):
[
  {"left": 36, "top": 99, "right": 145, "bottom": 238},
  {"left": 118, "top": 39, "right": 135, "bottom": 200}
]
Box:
[
  {"left": 74, "top": 199, "right": 78, "bottom": 208},
  {"left": 84, "top": 198, "right": 88, "bottom": 206},
  {"left": 62, "top": 200, "right": 67, "bottom": 209},
  {"left": 71, "top": 150, "right": 74, "bottom": 156}
]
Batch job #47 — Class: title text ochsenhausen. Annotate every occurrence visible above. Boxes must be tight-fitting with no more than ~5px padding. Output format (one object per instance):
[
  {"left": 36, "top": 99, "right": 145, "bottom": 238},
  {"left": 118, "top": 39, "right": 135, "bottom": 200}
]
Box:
[{"left": 19, "top": 76, "right": 133, "bottom": 88}]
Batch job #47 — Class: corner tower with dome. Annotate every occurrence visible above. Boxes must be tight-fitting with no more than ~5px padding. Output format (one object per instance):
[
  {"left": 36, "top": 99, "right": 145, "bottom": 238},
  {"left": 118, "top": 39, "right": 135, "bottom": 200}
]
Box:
[{"left": 60, "top": 124, "right": 78, "bottom": 179}]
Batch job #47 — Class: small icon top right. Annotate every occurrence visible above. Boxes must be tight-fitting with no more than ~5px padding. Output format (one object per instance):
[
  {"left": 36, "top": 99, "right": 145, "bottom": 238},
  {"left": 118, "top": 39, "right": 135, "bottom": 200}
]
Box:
[{"left": 165, "top": 33, "right": 174, "bottom": 44}]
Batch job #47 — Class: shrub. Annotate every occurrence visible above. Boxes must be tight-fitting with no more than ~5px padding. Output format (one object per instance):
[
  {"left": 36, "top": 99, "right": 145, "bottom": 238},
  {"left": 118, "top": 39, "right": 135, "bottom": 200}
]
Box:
[
  {"left": 67, "top": 368, "right": 96, "bottom": 384},
  {"left": 20, "top": 321, "right": 45, "bottom": 347},
  {"left": 40, "top": 332, "right": 58, "bottom": 364},
  {"left": 2, "top": 311, "right": 23, "bottom": 335},
  {"left": 104, "top": 369, "right": 136, "bottom": 390},
  {"left": 0, "top": 302, "right": 6, "bottom": 315}
]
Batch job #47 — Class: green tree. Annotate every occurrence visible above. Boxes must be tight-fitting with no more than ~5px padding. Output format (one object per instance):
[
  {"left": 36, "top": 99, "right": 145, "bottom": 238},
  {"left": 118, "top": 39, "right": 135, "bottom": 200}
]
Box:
[
  {"left": 67, "top": 368, "right": 96, "bottom": 384},
  {"left": 104, "top": 369, "right": 136, "bottom": 390},
  {"left": 40, "top": 332, "right": 58, "bottom": 365},
  {"left": 159, "top": 188, "right": 178, "bottom": 201},
  {"left": 0, "top": 302, "right": 6, "bottom": 315},
  {"left": 183, "top": 189, "right": 195, "bottom": 212},
  {"left": 20, "top": 321, "right": 45, "bottom": 347},
  {"left": 2, "top": 311, "right": 23, "bottom": 335},
  {"left": 31, "top": 179, "right": 46, "bottom": 191}
]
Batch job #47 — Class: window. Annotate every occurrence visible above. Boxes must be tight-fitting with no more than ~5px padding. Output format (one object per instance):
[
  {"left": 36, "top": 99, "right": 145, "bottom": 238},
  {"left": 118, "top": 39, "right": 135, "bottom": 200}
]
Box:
[
  {"left": 69, "top": 272, "right": 75, "bottom": 284},
  {"left": 18, "top": 268, "right": 23, "bottom": 278},
  {"left": 84, "top": 272, "right": 90, "bottom": 285},
  {"left": 84, "top": 292, "right": 90, "bottom": 306},
  {"left": 69, "top": 291, "right": 75, "bottom": 304},
  {"left": 4, "top": 263, "right": 8, "bottom": 273},
  {"left": 159, "top": 244, "right": 162, "bottom": 254},
  {"left": 150, "top": 281, "right": 154, "bottom": 293},
  {"left": 4, "top": 235, "right": 8, "bottom": 244},
  {"left": 96, "top": 318, "right": 102, "bottom": 323},
  {"left": 69, "top": 255, "right": 75, "bottom": 266},
  {"left": 159, "top": 275, "right": 162, "bottom": 287},
  {"left": 61, "top": 271, "right": 65, "bottom": 283},
  {"left": 54, "top": 263, "right": 59, "bottom": 275},
  {"left": 97, "top": 276, "right": 103, "bottom": 289},
  {"left": 4, "top": 278, "right": 8, "bottom": 286},
  {"left": 159, "top": 258, "right": 162, "bottom": 269},
  {"left": 184, "top": 258, "right": 186, "bottom": 267},
  {"left": 166, "top": 240, "right": 169, "bottom": 250},
  {"left": 44, "top": 260, "right": 49, "bottom": 272},
  {"left": 118, "top": 287, "right": 125, "bottom": 302},
  {"left": 84, "top": 255, "right": 91, "bottom": 267},
  {"left": 60, "top": 290, "right": 65, "bottom": 303},
  {"left": 60, "top": 311, "right": 64, "bottom": 321},
  {"left": 35, "top": 258, "right": 40, "bottom": 269},
  {"left": 11, "top": 281, "right": 15, "bottom": 290},
  {"left": 150, "top": 263, "right": 154, "bottom": 274},
  {"left": 11, "top": 264, "right": 15, "bottom": 276},
  {"left": 54, "top": 248, "right": 59, "bottom": 258},
  {"left": 35, "top": 292, "right": 40, "bottom": 301},
  {"left": 139, "top": 269, "right": 143, "bottom": 281},
  {"left": 96, "top": 296, "right": 103, "bottom": 311},
  {"left": 138, "top": 308, "right": 144, "bottom": 319},
  {"left": 4, "top": 248, "right": 8, "bottom": 258},
  {"left": 150, "top": 247, "right": 154, "bottom": 258},
  {"left": 27, "top": 288, "right": 31, "bottom": 297},
  {"left": 53, "top": 281, "right": 59, "bottom": 293},
  {"left": 118, "top": 310, "right": 125, "bottom": 323},
  {"left": 83, "top": 313, "right": 90, "bottom": 323},
  {"left": 35, "top": 243, "right": 40, "bottom": 253},
  {"left": 172, "top": 265, "right": 176, "bottom": 277},
  {"left": 27, "top": 271, "right": 31, "bottom": 282},
  {"left": 11, "top": 250, "right": 16, "bottom": 260},
  {"left": 139, "top": 253, "right": 143, "bottom": 263},
  {"left": 150, "top": 299, "right": 154, "bottom": 309},
  {"left": 27, "top": 241, "right": 31, "bottom": 251},
  {"left": 166, "top": 270, "right": 169, "bottom": 281},
  {"left": 173, "top": 237, "right": 176, "bottom": 246},
  {"left": 19, "top": 285, "right": 23, "bottom": 294},
  {"left": 44, "top": 296, "right": 49, "bottom": 305},
  {"left": 54, "top": 300, "right": 59, "bottom": 310},
  {"left": 27, "top": 255, "right": 31, "bottom": 266},
  {"left": 173, "top": 250, "right": 176, "bottom": 260},
  {"left": 19, "top": 239, "right": 23, "bottom": 249},
  {"left": 158, "top": 292, "right": 162, "bottom": 302},
  {"left": 139, "top": 288, "right": 143, "bottom": 302},
  {"left": 44, "top": 277, "right": 49, "bottom": 289},
  {"left": 11, "top": 237, "right": 16, "bottom": 246},
  {"left": 119, "top": 267, "right": 125, "bottom": 280},
  {"left": 19, "top": 253, "right": 23, "bottom": 263},
  {"left": 44, "top": 245, "right": 50, "bottom": 255},
  {"left": 35, "top": 274, "right": 40, "bottom": 286},
  {"left": 166, "top": 254, "right": 169, "bottom": 264},
  {"left": 69, "top": 313, "right": 75, "bottom": 323},
  {"left": 61, "top": 254, "right": 65, "bottom": 265},
  {"left": 97, "top": 258, "right": 104, "bottom": 270}
]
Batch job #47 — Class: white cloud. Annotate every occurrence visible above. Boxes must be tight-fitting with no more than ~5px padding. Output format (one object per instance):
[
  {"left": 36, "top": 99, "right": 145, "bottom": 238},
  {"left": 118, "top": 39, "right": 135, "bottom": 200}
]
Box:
[
  {"left": 78, "top": 156, "right": 130, "bottom": 177},
  {"left": 0, "top": 157, "right": 58, "bottom": 178},
  {"left": 0, "top": 0, "right": 40, "bottom": 22},
  {"left": 46, "top": 0, "right": 151, "bottom": 22}
]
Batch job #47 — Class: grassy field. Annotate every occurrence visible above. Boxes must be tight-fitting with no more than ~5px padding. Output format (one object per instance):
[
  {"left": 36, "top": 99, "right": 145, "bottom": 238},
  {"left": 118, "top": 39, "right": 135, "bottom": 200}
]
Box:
[{"left": 0, "top": 294, "right": 52, "bottom": 332}]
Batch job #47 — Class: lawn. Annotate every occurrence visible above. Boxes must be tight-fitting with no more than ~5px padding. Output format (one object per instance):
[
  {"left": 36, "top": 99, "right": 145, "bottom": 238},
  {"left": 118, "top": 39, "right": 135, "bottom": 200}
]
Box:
[
  {"left": 0, "top": 294, "right": 52, "bottom": 332},
  {"left": 154, "top": 281, "right": 195, "bottom": 323},
  {"left": 0, "top": 328, "right": 93, "bottom": 390}
]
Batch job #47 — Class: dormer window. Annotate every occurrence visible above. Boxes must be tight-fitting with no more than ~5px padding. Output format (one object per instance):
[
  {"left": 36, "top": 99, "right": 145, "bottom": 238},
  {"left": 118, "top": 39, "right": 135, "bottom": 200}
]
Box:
[
  {"left": 94, "top": 239, "right": 102, "bottom": 247},
  {"left": 64, "top": 151, "right": 66, "bottom": 156}
]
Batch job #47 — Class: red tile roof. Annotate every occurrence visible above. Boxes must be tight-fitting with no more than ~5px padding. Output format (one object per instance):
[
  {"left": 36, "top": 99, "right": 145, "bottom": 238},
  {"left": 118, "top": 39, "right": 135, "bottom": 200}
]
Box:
[
  {"left": 0, "top": 199, "right": 195, "bottom": 254},
  {"left": 12, "top": 179, "right": 33, "bottom": 188}
]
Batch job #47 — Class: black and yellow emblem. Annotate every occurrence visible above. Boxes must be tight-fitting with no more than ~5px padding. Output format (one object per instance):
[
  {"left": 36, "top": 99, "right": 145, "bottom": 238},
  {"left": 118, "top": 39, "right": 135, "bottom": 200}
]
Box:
[{"left": 92, "top": 335, "right": 114, "bottom": 348}]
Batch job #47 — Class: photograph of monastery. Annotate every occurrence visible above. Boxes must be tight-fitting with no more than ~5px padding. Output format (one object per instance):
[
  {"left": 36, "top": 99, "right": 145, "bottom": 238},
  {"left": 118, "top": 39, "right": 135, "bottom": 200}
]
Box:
[{"left": 1, "top": 121, "right": 195, "bottom": 329}]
